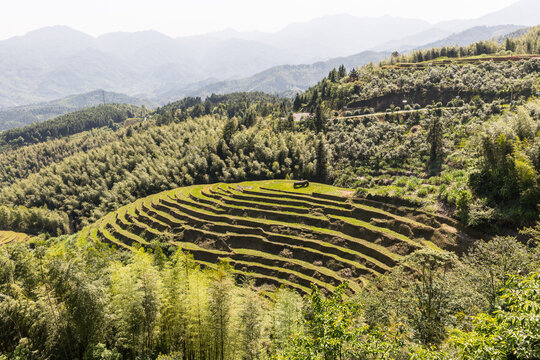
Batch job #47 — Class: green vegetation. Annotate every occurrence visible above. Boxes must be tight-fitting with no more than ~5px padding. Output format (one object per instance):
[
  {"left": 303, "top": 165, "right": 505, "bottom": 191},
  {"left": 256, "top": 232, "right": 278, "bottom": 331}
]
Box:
[
  {"left": 299, "top": 55, "right": 539, "bottom": 114},
  {"left": 291, "top": 27, "right": 540, "bottom": 228},
  {"left": 0, "top": 25, "right": 539, "bottom": 360},
  {"left": 0, "top": 104, "right": 145, "bottom": 150},
  {"left": 380, "top": 25, "right": 540, "bottom": 65},
  {"left": 325, "top": 100, "right": 540, "bottom": 227},
  {"left": 0, "top": 230, "right": 30, "bottom": 245},
  {"left": 0, "top": 227, "right": 537, "bottom": 359},
  {"left": 82, "top": 180, "right": 457, "bottom": 293},
  {"left": 0, "top": 205, "right": 68, "bottom": 236},
  {"left": 0, "top": 90, "right": 154, "bottom": 132}
]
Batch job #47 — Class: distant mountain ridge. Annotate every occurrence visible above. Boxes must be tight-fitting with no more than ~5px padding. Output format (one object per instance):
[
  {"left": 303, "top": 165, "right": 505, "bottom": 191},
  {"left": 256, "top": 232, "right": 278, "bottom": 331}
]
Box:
[
  {"left": 436, "top": 0, "right": 540, "bottom": 32},
  {"left": 175, "top": 51, "right": 390, "bottom": 100},
  {"left": 0, "top": 0, "right": 537, "bottom": 110},
  {"left": 0, "top": 16, "right": 432, "bottom": 108},
  {"left": 0, "top": 23, "right": 525, "bottom": 126},
  {"left": 0, "top": 90, "right": 154, "bottom": 132},
  {"left": 417, "top": 25, "right": 524, "bottom": 49},
  {"left": 374, "top": 0, "right": 539, "bottom": 51},
  {"left": 162, "top": 25, "right": 524, "bottom": 100}
]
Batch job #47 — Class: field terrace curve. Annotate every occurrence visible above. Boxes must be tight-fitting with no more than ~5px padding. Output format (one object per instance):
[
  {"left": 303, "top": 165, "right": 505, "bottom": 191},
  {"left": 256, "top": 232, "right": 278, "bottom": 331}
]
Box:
[
  {"left": 0, "top": 231, "right": 31, "bottom": 246},
  {"left": 83, "top": 180, "right": 462, "bottom": 294}
]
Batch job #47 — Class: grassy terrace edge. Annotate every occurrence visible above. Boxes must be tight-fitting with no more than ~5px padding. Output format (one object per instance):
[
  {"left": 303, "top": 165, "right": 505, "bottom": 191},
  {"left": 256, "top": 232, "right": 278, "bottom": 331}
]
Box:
[{"left": 80, "top": 180, "right": 462, "bottom": 294}]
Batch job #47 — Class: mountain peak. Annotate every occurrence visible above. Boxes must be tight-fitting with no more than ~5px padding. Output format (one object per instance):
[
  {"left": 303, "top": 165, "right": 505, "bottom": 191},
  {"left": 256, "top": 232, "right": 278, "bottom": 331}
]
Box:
[
  {"left": 436, "top": 0, "right": 540, "bottom": 32},
  {"left": 21, "top": 25, "right": 94, "bottom": 41}
]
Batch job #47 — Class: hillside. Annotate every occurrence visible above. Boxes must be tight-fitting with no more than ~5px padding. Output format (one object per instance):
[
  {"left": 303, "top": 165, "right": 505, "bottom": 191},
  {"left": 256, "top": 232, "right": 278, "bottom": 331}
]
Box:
[
  {"left": 375, "top": 24, "right": 521, "bottom": 52},
  {"left": 298, "top": 26, "right": 540, "bottom": 113},
  {"left": 0, "top": 90, "right": 154, "bottom": 132},
  {"left": 85, "top": 180, "right": 461, "bottom": 294},
  {"left": 418, "top": 24, "right": 524, "bottom": 49},
  {"left": 171, "top": 51, "right": 389, "bottom": 100},
  {"left": 0, "top": 103, "right": 146, "bottom": 149},
  {"left": 0, "top": 20, "right": 539, "bottom": 360},
  {"left": 0, "top": 18, "right": 428, "bottom": 108},
  {"left": 174, "top": 25, "right": 533, "bottom": 101}
]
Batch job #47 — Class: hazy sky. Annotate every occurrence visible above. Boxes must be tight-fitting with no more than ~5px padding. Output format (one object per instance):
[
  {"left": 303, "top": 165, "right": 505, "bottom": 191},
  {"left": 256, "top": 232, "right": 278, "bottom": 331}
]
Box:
[{"left": 0, "top": 0, "right": 519, "bottom": 40}]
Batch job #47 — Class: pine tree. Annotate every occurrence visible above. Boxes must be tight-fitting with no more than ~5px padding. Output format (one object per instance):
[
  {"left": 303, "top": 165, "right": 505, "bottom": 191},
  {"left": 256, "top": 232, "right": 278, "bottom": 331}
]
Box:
[
  {"left": 293, "top": 94, "right": 302, "bottom": 111},
  {"left": 338, "top": 65, "right": 347, "bottom": 79},
  {"left": 427, "top": 115, "right": 444, "bottom": 175},
  {"left": 244, "top": 108, "right": 257, "bottom": 128},
  {"left": 328, "top": 69, "right": 338, "bottom": 83},
  {"left": 505, "top": 37, "right": 516, "bottom": 52},
  {"left": 315, "top": 134, "right": 330, "bottom": 182},
  {"left": 313, "top": 104, "right": 327, "bottom": 134}
]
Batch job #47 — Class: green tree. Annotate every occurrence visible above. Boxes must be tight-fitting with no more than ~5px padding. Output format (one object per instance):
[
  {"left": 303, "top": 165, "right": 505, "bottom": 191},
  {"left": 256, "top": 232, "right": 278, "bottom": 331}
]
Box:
[
  {"left": 337, "top": 65, "right": 347, "bottom": 79},
  {"left": 288, "top": 284, "right": 358, "bottom": 360},
  {"left": 272, "top": 288, "right": 303, "bottom": 354},
  {"left": 208, "top": 261, "right": 235, "bottom": 360},
  {"left": 239, "top": 289, "right": 264, "bottom": 360},
  {"left": 293, "top": 95, "right": 302, "bottom": 111},
  {"left": 427, "top": 115, "right": 444, "bottom": 175},
  {"left": 463, "top": 236, "right": 534, "bottom": 312},
  {"left": 315, "top": 135, "right": 330, "bottom": 183},
  {"left": 244, "top": 108, "right": 258, "bottom": 128},
  {"left": 402, "top": 249, "right": 457, "bottom": 345},
  {"left": 451, "top": 272, "right": 540, "bottom": 360},
  {"left": 313, "top": 104, "right": 327, "bottom": 134},
  {"left": 159, "top": 250, "right": 196, "bottom": 354},
  {"left": 505, "top": 37, "right": 516, "bottom": 52},
  {"left": 110, "top": 249, "right": 161, "bottom": 357},
  {"left": 222, "top": 117, "right": 239, "bottom": 143}
]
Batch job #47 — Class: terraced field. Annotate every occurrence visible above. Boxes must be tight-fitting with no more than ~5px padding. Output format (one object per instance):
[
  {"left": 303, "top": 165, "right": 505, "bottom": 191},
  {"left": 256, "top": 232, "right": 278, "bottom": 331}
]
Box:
[
  {"left": 389, "top": 54, "right": 540, "bottom": 69},
  {"left": 0, "top": 231, "right": 31, "bottom": 245},
  {"left": 86, "top": 180, "right": 461, "bottom": 294}
]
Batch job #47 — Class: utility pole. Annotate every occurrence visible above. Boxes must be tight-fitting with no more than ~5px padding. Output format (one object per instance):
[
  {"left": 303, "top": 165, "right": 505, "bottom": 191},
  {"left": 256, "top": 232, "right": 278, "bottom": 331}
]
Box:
[{"left": 102, "top": 90, "right": 106, "bottom": 105}]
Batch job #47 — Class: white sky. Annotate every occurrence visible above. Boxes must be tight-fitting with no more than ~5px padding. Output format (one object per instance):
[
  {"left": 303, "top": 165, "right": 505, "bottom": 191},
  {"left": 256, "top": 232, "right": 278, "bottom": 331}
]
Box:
[{"left": 0, "top": 0, "right": 519, "bottom": 40}]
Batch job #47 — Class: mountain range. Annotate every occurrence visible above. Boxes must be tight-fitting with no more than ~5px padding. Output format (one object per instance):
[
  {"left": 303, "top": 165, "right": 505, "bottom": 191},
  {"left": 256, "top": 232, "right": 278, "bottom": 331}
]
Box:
[
  {"left": 187, "top": 24, "right": 525, "bottom": 100},
  {"left": 0, "top": 0, "right": 537, "bottom": 114},
  {"left": 375, "top": 0, "right": 540, "bottom": 51},
  {"left": 0, "top": 17, "right": 429, "bottom": 108}
]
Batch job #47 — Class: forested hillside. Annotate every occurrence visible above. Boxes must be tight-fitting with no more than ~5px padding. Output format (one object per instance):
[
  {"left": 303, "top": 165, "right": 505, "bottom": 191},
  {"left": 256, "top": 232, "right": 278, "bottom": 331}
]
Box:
[
  {"left": 0, "top": 93, "right": 296, "bottom": 232},
  {"left": 0, "top": 90, "right": 154, "bottom": 132},
  {"left": 294, "top": 26, "right": 540, "bottom": 229},
  {"left": 0, "top": 104, "right": 146, "bottom": 149}
]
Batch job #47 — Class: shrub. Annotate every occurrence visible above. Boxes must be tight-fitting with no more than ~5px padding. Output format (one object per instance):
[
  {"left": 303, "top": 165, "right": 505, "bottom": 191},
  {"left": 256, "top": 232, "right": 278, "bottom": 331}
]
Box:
[
  {"left": 355, "top": 188, "right": 368, "bottom": 196},
  {"left": 456, "top": 190, "right": 472, "bottom": 224},
  {"left": 417, "top": 187, "right": 429, "bottom": 198},
  {"left": 395, "top": 177, "right": 409, "bottom": 187}
]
